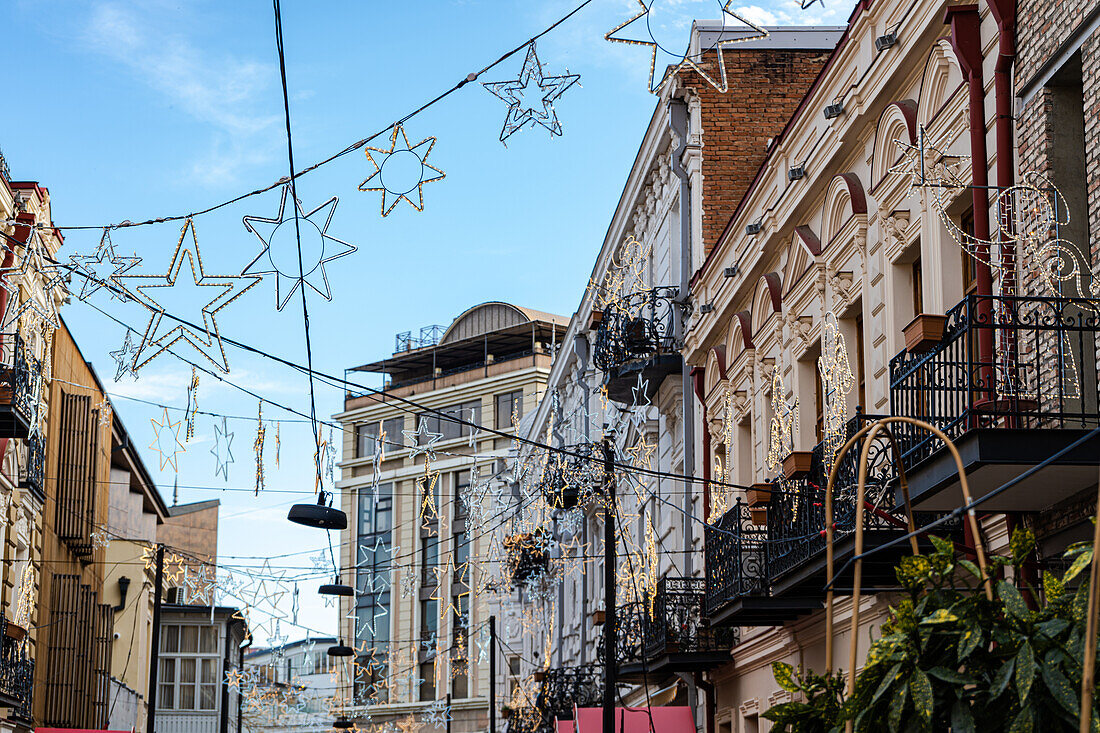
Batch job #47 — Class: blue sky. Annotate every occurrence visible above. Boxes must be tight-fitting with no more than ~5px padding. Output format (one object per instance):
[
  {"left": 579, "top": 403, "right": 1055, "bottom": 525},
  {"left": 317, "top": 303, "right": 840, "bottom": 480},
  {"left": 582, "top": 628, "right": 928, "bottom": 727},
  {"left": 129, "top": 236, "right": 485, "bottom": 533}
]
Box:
[{"left": 5, "top": 0, "right": 849, "bottom": 642}]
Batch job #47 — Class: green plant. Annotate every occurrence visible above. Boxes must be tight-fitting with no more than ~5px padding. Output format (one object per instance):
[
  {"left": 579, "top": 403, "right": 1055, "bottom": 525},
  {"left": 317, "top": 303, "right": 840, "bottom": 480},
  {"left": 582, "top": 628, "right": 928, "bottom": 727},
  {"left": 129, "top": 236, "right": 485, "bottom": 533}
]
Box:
[{"left": 762, "top": 529, "right": 1099, "bottom": 732}]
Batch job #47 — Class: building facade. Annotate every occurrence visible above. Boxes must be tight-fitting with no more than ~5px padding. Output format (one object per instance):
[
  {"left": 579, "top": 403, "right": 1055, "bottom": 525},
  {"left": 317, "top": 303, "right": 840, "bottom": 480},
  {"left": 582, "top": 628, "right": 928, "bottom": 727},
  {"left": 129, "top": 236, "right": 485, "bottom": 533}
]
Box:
[
  {"left": 503, "top": 0, "right": 1100, "bottom": 731},
  {"left": 334, "top": 303, "right": 566, "bottom": 733}
]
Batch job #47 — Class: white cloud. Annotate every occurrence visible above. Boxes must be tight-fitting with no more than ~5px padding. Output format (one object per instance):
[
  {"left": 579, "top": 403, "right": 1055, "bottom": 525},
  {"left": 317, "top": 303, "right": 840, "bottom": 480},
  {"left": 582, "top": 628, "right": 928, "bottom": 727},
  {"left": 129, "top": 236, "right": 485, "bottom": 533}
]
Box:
[{"left": 82, "top": 2, "right": 279, "bottom": 184}]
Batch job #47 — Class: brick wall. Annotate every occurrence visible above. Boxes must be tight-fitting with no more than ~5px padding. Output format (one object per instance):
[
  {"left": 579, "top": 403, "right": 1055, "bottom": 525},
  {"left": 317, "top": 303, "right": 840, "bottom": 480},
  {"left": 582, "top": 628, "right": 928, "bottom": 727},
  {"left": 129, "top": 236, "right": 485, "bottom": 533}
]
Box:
[
  {"left": 680, "top": 48, "right": 831, "bottom": 256},
  {"left": 1015, "top": 0, "right": 1100, "bottom": 290}
]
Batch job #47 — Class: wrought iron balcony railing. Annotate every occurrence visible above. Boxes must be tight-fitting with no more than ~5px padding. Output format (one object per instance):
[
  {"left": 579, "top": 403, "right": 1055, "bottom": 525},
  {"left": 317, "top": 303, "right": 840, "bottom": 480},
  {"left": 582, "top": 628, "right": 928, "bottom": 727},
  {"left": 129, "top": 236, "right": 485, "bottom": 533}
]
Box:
[
  {"left": 889, "top": 294, "right": 1100, "bottom": 470},
  {"left": 593, "top": 287, "right": 680, "bottom": 375},
  {"left": 597, "top": 601, "right": 647, "bottom": 669},
  {"left": 0, "top": 617, "right": 33, "bottom": 719},
  {"left": 19, "top": 431, "right": 45, "bottom": 500},
  {"left": 534, "top": 663, "right": 603, "bottom": 730},
  {"left": 704, "top": 500, "right": 769, "bottom": 616},
  {"left": 644, "top": 577, "right": 739, "bottom": 657},
  {"left": 0, "top": 333, "right": 37, "bottom": 439}
]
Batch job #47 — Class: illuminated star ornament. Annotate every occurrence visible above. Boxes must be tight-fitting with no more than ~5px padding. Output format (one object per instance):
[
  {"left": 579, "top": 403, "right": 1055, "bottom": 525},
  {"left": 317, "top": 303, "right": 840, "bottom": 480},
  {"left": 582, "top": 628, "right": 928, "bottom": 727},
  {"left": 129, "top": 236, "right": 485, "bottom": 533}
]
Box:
[
  {"left": 482, "top": 41, "right": 580, "bottom": 144},
  {"left": 241, "top": 184, "right": 357, "bottom": 311},
  {"left": 150, "top": 407, "right": 187, "bottom": 471},
  {"left": 69, "top": 228, "right": 141, "bottom": 302},
  {"left": 359, "top": 124, "right": 445, "bottom": 216},
  {"left": 211, "top": 417, "right": 235, "bottom": 481},
  {"left": 109, "top": 330, "right": 140, "bottom": 382},
  {"left": 606, "top": 0, "right": 768, "bottom": 94},
  {"left": 121, "top": 218, "right": 259, "bottom": 373}
]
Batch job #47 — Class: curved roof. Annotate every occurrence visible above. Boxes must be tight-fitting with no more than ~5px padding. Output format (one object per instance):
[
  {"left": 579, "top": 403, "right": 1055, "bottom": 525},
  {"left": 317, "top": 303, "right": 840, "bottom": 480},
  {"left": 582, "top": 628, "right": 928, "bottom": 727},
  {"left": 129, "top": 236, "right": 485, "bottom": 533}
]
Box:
[{"left": 439, "top": 301, "right": 569, "bottom": 345}]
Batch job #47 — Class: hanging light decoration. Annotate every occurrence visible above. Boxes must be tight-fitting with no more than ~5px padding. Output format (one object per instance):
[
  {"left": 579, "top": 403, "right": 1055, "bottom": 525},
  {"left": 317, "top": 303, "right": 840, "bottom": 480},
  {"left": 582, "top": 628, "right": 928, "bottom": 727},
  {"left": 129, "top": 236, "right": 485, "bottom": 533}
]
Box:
[{"left": 287, "top": 491, "right": 347, "bottom": 530}]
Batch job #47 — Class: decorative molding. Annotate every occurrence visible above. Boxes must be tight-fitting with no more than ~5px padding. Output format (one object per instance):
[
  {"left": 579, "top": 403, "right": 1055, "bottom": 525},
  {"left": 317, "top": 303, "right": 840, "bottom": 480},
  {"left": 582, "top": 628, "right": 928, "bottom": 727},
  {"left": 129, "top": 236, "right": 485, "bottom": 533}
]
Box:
[
  {"left": 786, "top": 312, "right": 815, "bottom": 348},
  {"left": 883, "top": 209, "right": 911, "bottom": 262}
]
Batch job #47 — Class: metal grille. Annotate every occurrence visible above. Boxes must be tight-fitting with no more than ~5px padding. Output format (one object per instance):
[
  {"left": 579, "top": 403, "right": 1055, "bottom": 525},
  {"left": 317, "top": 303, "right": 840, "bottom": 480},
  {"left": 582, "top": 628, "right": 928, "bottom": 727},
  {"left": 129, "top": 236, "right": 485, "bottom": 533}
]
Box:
[
  {"left": 645, "top": 577, "right": 739, "bottom": 656},
  {"left": 0, "top": 613, "right": 34, "bottom": 721},
  {"left": 704, "top": 500, "right": 768, "bottom": 615},
  {"left": 889, "top": 294, "right": 1100, "bottom": 469},
  {"left": 55, "top": 391, "right": 98, "bottom": 556},
  {"left": 592, "top": 287, "right": 680, "bottom": 373},
  {"left": 44, "top": 574, "right": 113, "bottom": 729}
]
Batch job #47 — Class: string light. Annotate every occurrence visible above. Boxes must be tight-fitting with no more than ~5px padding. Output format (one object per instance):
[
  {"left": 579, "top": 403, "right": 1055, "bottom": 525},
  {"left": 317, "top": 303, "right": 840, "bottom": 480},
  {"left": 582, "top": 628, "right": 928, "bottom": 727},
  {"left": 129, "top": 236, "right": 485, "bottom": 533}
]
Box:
[
  {"left": 120, "top": 217, "right": 259, "bottom": 374},
  {"left": 766, "top": 362, "right": 798, "bottom": 474},
  {"left": 818, "top": 312, "right": 853, "bottom": 470},
  {"left": 255, "top": 400, "right": 266, "bottom": 495},
  {"left": 359, "top": 124, "right": 445, "bottom": 216},
  {"left": 149, "top": 406, "right": 187, "bottom": 472},
  {"left": 241, "top": 184, "right": 357, "bottom": 311},
  {"left": 482, "top": 41, "right": 581, "bottom": 144},
  {"left": 185, "top": 366, "right": 200, "bottom": 441},
  {"left": 212, "top": 416, "right": 235, "bottom": 481},
  {"left": 109, "top": 329, "right": 139, "bottom": 382},
  {"left": 68, "top": 228, "right": 140, "bottom": 302},
  {"left": 605, "top": 0, "right": 769, "bottom": 94}
]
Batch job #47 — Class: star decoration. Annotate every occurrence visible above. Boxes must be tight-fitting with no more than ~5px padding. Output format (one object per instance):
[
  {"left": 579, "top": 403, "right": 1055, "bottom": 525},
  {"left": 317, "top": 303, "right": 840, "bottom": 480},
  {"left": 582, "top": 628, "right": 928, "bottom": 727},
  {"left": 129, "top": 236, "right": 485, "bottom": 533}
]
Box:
[
  {"left": 241, "top": 184, "right": 357, "bottom": 311},
  {"left": 396, "top": 715, "right": 424, "bottom": 733},
  {"left": 359, "top": 124, "right": 445, "bottom": 216},
  {"left": 184, "top": 564, "right": 218, "bottom": 604},
  {"left": 149, "top": 407, "right": 186, "bottom": 471},
  {"left": 109, "top": 329, "right": 140, "bottom": 382},
  {"left": 69, "top": 228, "right": 141, "bottom": 302},
  {"left": 120, "top": 218, "right": 259, "bottom": 373},
  {"left": 211, "top": 416, "right": 235, "bottom": 481},
  {"left": 629, "top": 373, "right": 652, "bottom": 428},
  {"left": 482, "top": 41, "right": 580, "bottom": 144},
  {"left": 606, "top": 0, "right": 769, "bottom": 94},
  {"left": 403, "top": 420, "right": 443, "bottom": 461},
  {"left": 91, "top": 530, "right": 111, "bottom": 549},
  {"left": 425, "top": 699, "right": 452, "bottom": 727}
]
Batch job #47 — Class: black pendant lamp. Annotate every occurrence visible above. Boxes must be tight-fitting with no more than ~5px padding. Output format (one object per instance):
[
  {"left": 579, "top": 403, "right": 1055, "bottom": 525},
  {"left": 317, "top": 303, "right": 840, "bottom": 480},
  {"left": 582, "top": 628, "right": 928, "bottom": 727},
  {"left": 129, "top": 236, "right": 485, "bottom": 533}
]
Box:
[
  {"left": 288, "top": 490, "right": 347, "bottom": 530},
  {"left": 327, "top": 641, "right": 354, "bottom": 657},
  {"left": 333, "top": 718, "right": 354, "bottom": 729},
  {"left": 319, "top": 576, "right": 354, "bottom": 596}
]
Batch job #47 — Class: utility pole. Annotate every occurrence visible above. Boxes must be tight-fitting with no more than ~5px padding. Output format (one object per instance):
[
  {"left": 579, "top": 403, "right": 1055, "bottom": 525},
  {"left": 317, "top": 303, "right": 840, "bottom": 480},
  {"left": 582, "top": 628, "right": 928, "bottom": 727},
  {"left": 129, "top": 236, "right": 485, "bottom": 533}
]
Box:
[
  {"left": 601, "top": 437, "right": 616, "bottom": 733},
  {"left": 147, "top": 544, "right": 165, "bottom": 733},
  {"left": 489, "top": 615, "right": 497, "bottom": 733}
]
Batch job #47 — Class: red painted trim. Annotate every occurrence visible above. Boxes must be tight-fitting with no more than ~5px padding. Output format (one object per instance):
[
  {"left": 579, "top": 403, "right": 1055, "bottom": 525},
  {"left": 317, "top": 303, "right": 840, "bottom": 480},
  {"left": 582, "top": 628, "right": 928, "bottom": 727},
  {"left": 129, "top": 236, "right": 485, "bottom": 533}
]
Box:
[
  {"left": 794, "top": 225, "right": 823, "bottom": 257},
  {"left": 987, "top": 0, "right": 1017, "bottom": 288},
  {"left": 835, "top": 172, "right": 868, "bottom": 214},
  {"left": 734, "top": 310, "right": 754, "bottom": 351},
  {"left": 761, "top": 272, "right": 783, "bottom": 313},
  {"left": 708, "top": 345, "right": 727, "bottom": 381}
]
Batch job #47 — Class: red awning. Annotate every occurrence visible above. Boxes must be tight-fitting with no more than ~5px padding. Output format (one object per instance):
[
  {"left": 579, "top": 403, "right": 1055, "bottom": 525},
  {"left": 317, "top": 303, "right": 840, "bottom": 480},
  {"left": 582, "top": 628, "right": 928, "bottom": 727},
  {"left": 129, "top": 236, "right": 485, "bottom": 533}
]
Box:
[
  {"left": 37, "top": 729, "right": 132, "bottom": 733},
  {"left": 574, "top": 707, "right": 695, "bottom": 733},
  {"left": 557, "top": 719, "right": 576, "bottom": 733}
]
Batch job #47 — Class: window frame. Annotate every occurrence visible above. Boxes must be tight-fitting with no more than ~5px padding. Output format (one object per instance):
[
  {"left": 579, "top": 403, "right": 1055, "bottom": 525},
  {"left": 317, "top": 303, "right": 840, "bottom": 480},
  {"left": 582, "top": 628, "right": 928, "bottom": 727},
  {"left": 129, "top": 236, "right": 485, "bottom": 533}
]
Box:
[{"left": 157, "top": 623, "right": 222, "bottom": 712}]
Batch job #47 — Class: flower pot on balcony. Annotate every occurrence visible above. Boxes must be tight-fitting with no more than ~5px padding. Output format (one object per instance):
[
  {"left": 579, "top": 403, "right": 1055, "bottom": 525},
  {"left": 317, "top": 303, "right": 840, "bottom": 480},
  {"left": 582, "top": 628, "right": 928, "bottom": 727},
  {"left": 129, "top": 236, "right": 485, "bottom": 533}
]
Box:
[
  {"left": 747, "top": 483, "right": 771, "bottom": 525},
  {"left": 588, "top": 310, "right": 604, "bottom": 331},
  {"left": 4, "top": 621, "right": 26, "bottom": 642},
  {"left": 749, "top": 506, "right": 768, "bottom": 525},
  {"left": 532, "top": 671, "right": 545, "bottom": 682},
  {"left": 903, "top": 313, "right": 948, "bottom": 353},
  {"left": 592, "top": 610, "right": 606, "bottom": 625},
  {"left": 782, "top": 451, "right": 814, "bottom": 480}
]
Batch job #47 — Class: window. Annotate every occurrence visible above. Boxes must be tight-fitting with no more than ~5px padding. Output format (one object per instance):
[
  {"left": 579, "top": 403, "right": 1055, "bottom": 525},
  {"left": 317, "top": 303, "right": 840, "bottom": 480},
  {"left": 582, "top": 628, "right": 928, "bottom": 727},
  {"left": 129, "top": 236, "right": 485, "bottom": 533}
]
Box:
[
  {"left": 356, "top": 483, "right": 392, "bottom": 700},
  {"left": 961, "top": 210, "right": 977, "bottom": 297},
  {"left": 814, "top": 365, "right": 824, "bottom": 445},
  {"left": 495, "top": 391, "right": 523, "bottom": 429},
  {"left": 419, "top": 662, "right": 436, "bottom": 702},
  {"left": 507, "top": 655, "right": 521, "bottom": 700},
  {"left": 158, "top": 624, "right": 220, "bottom": 711},
  {"left": 356, "top": 422, "right": 380, "bottom": 458},
  {"left": 855, "top": 315, "right": 867, "bottom": 411},
  {"left": 382, "top": 417, "right": 404, "bottom": 449},
  {"left": 418, "top": 400, "right": 481, "bottom": 442},
  {"left": 911, "top": 258, "right": 924, "bottom": 316}
]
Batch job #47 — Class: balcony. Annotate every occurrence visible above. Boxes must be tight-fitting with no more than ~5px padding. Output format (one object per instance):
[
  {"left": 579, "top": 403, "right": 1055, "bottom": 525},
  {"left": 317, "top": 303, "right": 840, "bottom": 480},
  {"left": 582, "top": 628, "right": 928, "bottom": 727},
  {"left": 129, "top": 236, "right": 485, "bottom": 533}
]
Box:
[
  {"left": 889, "top": 294, "right": 1100, "bottom": 512},
  {"left": 593, "top": 287, "right": 682, "bottom": 403},
  {"left": 705, "top": 416, "right": 958, "bottom": 626},
  {"left": 0, "top": 617, "right": 33, "bottom": 720},
  {"left": 504, "top": 532, "right": 550, "bottom": 588},
  {"left": 0, "top": 333, "right": 37, "bottom": 440},
  {"left": 537, "top": 443, "right": 602, "bottom": 510},
  {"left": 18, "top": 432, "right": 44, "bottom": 500},
  {"left": 533, "top": 664, "right": 603, "bottom": 733}
]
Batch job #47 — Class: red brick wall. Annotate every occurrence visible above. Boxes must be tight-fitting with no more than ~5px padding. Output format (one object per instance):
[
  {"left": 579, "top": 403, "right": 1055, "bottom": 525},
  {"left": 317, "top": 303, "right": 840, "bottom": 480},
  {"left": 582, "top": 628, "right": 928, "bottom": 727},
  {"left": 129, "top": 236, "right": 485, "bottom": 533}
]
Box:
[
  {"left": 679, "top": 48, "right": 831, "bottom": 256},
  {"left": 1015, "top": 0, "right": 1100, "bottom": 287}
]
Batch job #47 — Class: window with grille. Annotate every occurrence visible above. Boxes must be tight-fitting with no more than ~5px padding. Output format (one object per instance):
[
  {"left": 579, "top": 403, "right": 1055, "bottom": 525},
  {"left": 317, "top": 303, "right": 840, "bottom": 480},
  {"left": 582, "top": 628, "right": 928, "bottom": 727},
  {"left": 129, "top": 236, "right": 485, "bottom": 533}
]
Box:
[
  {"left": 55, "top": 390, "right": 99, "bottom": 555},
  {"left": 157, "top": 624, "right": 221, "bottom": 711}
]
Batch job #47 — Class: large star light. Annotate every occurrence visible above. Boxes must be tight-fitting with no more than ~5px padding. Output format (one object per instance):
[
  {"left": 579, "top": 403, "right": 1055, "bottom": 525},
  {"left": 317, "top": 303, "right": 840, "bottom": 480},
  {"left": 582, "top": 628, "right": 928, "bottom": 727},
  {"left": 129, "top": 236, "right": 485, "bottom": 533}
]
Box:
[
  {"left": 241, "top": 185, "right": 357, "bottom": 311},
  {"left": 606, "top": 1, "right": 768, "bottom": 94},
  {"left": 121, "top": 219, "right": 258, "bottom": 373},
  {"left": 211, "top": 416, "right": 235, "bottom": 481},
  {"left": 150, "top": 407, "right": 187, "bottom": 471},
  {"left": 359, "top": 124, "right": 445, "bottom": 216},
  {"left": 482, "top": 42, "right": 580, "bottom": 144}
]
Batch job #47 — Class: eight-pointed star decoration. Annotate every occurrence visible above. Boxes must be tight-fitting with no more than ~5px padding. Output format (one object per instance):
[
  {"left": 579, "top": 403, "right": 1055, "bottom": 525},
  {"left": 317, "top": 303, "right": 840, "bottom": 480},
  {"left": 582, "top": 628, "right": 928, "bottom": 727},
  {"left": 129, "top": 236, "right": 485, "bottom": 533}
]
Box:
[
  {"left": 241, "top": 184, "right": 357, "bottom": 311},
  {"left": 482, "top": 41, "right": 580, "bottom": 144},
  {"left": 359, "top": 124, "right": 445, "bottom": 216},
  {"left": 605, "top": 0, "right": 768, "bottom": 94},
  {"left": 120, "top": 218, "right": 259, "bottom": 373},
  {"left": 211, "top": 416, "right": 235, "bottom": 481},
  {"left": 149, "top": 407, "right": 187, "bottom": 471},
  {"left": 68, "top": 228, "right": 141, "bottom": 302}
]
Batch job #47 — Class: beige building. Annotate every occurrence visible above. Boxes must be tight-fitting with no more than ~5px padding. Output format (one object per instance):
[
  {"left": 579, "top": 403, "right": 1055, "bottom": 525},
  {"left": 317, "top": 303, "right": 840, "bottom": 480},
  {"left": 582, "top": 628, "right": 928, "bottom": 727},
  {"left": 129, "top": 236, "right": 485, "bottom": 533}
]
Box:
[{"left": 334, "top": 302, "right": 566, "bottom": 733}]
